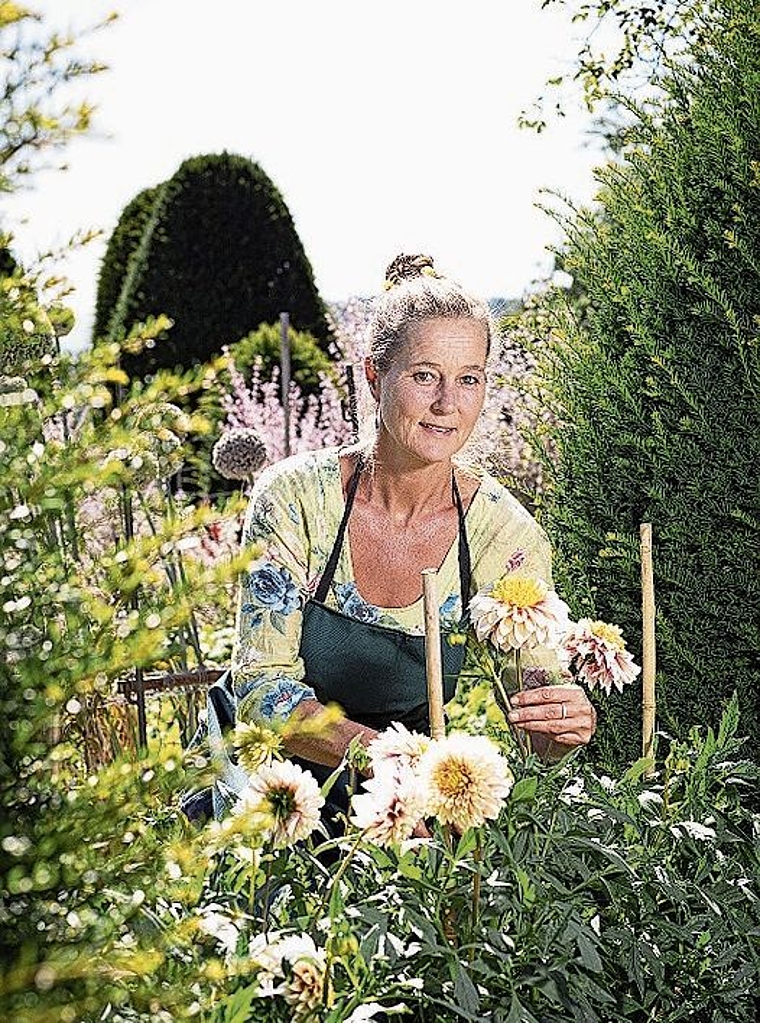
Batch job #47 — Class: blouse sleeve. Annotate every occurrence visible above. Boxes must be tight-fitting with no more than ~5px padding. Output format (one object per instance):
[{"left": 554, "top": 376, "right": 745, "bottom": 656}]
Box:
[
  {"left": 469, "top": 485, "right": 564, "bottom": 683},
  {"left": 231, "top": 463, "right": 317, "bottom": 726}
]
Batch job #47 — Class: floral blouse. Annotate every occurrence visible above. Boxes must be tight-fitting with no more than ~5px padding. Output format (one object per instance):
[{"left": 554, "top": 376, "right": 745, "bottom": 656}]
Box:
[{"left": 232, "top": 447, "right": 560, "bottom": 725}]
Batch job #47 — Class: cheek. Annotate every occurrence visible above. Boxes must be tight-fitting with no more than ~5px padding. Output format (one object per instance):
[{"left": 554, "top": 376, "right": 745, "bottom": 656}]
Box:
[
  {"left": 383, "top": 381, "right": 426, "bottom": 413},
  {"left": 463, "top": 388, "right": 486, "bottom": 416}
]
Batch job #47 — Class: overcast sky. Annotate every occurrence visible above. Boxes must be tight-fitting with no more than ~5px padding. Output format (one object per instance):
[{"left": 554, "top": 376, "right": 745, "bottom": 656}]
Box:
[{"left": 5, "top": 0, "right": 606, "bottom": 350}]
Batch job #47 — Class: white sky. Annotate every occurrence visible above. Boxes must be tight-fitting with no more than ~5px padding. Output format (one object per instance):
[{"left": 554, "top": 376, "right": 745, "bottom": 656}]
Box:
[{"left": 4, "top": 0, "right": 605, "bottom": 351}]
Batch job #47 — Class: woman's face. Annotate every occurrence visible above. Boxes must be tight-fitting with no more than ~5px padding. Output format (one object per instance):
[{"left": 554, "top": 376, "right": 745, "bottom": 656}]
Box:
[{"left": 367, "top": 316, "right": 488, "bottom": 468}]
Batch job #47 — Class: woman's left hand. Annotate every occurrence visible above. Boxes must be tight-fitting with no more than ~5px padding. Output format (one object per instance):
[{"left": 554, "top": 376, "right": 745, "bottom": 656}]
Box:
[{"left": 507, "top": 684, "right": 596, "bottom": 750}]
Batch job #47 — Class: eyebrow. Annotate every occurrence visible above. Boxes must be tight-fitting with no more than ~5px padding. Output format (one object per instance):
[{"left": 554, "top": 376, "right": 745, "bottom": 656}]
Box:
[{"left": 409, "top": 361, "right": 485, "bottom": 372}]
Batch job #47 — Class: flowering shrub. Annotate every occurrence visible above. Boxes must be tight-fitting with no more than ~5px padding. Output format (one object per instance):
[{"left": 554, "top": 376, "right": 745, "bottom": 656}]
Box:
[
  {"left": 171, "top": 696, "right": 759, "bottom": 1022},
  {"left": 220, "top": 353, "right": 353, "bottom": 465}
]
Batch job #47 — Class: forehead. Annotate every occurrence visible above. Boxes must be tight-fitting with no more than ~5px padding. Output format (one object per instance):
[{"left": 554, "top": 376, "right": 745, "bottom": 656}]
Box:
[{"left": 397, "top": 317, "right": 488, "bottom": 365}]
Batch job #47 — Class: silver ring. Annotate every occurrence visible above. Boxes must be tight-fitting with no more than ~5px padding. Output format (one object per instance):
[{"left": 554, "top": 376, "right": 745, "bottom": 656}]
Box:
[{"left": 560, "top": 702, "right": 567, "bottom": 720}]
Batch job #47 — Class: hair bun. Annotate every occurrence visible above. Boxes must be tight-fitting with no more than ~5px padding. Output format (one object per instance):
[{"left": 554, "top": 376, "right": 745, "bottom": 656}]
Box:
[{"left": 383, "top": 253, "right": 439, "bottom": 290}]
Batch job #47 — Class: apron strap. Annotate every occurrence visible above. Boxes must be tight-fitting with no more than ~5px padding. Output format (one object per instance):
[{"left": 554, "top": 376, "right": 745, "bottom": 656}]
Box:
[
  {"left": 314, "top": 457, "right": 472, "bottom": 611},
  {"left": 452, "top": 474, "right": 472, "bottom": 615},
  {"left": 314, "top": 457, "right": 364, "bottom": 604}
]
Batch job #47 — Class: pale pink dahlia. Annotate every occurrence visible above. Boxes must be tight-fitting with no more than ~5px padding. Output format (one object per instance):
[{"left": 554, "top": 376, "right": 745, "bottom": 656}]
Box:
[
  {"left": 250, "top": 931, "right": 326, "bottom": 1016},
  {"left": 562, "top": 618, "right": 641, "bottom": 695},
  {"left": 239, "top": 759, "right": 324, "bottom": 848},
  {"left": 419, "top": 732, "right": 513, "bottom": 832},
  {"left": 349, "top": 767, "right": 428, "bottom": 847},
  {"left": 367, "top": 721, "right": 431, "bottom": 774},
  {"left": 469, "top": 574, "right": 570, "bottom": 652}
]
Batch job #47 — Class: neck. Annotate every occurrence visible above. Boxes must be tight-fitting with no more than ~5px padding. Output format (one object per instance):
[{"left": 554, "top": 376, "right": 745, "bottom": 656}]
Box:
[{"left": 361, "top": 436, "right": 454, "bottom": 521}]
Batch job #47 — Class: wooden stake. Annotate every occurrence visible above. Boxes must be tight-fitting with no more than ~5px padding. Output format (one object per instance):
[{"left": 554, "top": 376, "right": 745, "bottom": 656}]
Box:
[
  {"left": 640, "top": 523, "right": 656, "bottom": 771},
  {"left": 280, "top": 312, "right": 291, "bottom": 458},
  {"left": 422, "top": 569, "right": 446, "bottom": 740}
]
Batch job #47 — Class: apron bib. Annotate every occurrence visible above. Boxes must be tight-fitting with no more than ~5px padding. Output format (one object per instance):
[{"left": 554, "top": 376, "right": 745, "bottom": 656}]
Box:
[{"left": 293, "top": 458, "right": 472, "bottom": 818}]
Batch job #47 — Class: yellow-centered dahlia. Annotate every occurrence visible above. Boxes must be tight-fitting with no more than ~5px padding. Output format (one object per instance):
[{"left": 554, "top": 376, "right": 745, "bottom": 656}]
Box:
[
  {"left": 469, "top": 574, "right": 570, "bottom": 652},
  {"left": 562, "top": 618, "right": 641, "bottom": 695},
  {"left": 419, "top": 732, "right": 513, "bottom": 832}
]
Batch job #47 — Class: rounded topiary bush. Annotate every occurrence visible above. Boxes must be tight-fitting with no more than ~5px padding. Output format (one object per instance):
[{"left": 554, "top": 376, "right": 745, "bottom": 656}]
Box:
[{"left": 93, "top": 152, "right": 331, "bottom": 377}]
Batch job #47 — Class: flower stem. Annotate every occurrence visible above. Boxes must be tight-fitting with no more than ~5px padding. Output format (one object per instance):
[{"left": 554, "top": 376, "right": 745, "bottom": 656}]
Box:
[
  {"left": 249, "top": 844, "right": 257, "bottom": 916},
  {"left": 469, "top": 831, "right": 483, "bottom": 958},
  {"left": 515, "top": 649, "right": 532, "bottom": 756},
  {"left": 321, "top": 829, "right": 367, "bottom": 1009},
  {"left": 493, "top": 667, "right": 528, "bottom": 761}
]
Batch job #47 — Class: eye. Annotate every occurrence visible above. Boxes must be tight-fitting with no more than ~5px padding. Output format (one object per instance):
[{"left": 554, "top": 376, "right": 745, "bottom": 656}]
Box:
[
  {"left": 412, "top": 370, "right": 437, "bottom": 384},
  {"left": 460, "top": 374, "right": 483, "bottom": 387}
]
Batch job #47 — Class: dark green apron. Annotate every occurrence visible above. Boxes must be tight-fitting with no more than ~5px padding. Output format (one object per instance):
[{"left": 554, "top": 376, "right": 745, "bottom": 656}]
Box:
[{"left": 293, "top": 459, "right": 472, "bottom": 819}]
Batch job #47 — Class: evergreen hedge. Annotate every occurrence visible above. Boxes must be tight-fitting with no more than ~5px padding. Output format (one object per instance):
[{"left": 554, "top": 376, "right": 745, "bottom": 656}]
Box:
[
  {"left": 532, "top": 0, "right": 760, "bottom": 767},
  {"left": 93, "top": 152, "right": 330, "bottom": 377}
]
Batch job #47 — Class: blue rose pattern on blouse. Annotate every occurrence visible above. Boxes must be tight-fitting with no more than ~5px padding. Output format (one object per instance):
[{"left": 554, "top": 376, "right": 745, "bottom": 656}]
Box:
[
  {"left": 246, "top": 563, "right": 300, "bottom": 615},
  {"left": 439, "top": 593, "right": 461, "bottom": 630},
  {"left": 334, "top": 582, "right": 382, "bottom": 624},
  {"left": 259, "top": 676, "right": 313, "bottom": 721}
]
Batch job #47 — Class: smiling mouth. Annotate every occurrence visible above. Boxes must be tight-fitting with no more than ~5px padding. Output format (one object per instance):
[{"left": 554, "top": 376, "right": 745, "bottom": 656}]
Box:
[{"left": 420, "top": 422, "right": 455, "bottom": 434}]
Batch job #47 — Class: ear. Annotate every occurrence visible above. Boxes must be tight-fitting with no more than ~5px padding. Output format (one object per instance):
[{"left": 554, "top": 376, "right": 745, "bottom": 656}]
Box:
[{"left": 364, "top": 356, "right": 379, "bottom": 400}]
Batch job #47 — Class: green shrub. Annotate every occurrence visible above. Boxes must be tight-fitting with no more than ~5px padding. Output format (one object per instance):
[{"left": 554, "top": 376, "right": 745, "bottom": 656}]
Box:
[
  {"left": 229, "top": 321, "right": 335, "bottom": 394},
  {"left": 531, "top": 0, "right": 760, "bottom": 768},
  {"left": 0, "top": 327, "right": 250, "bottom": 1020}
]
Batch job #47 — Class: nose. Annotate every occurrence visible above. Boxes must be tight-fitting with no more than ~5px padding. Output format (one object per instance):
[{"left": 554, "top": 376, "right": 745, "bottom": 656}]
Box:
[{"left": 430, "top": 380, "right": 456, "bottom": 414}]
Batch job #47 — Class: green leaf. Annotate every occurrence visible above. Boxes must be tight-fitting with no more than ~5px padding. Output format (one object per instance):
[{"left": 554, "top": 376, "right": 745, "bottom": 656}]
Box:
[
  {"left": 717, "top": 691, "right": 741, "bottom": 746},
  {"left": 506, "top": 992, "right": 541, "bottom": 1023},
  {"left": 576, "top": 929, "right": 604, "bottom": 974},
  {"left": 510, "top": 776, "right": 538, "bottom": 804},
  {"left": 622, "top": 757, "right": 654, "bottom": 784},
  {"left": 449, "top": 959, "right": 480, "bottom": 1015}
]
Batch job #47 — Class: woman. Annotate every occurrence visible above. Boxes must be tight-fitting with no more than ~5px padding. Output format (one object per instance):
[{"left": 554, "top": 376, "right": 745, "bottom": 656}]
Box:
[{"left": 230, "top": 254, "right": 595, "bottom": 813}]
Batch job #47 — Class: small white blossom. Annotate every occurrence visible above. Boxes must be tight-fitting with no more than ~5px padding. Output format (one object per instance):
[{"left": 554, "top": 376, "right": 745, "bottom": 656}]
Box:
[
  {"left": 670, "top": 820, "right": 717, "bottom": 841},
  {"left": 197, "top": 907, "right": 240, "bottom": 954}
]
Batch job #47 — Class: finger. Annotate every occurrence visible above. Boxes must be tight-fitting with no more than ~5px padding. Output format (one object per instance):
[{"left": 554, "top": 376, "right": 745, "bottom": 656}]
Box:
[
  {"left": 511, "top": 686, "right": 582, "bottom": 707},
  {"left": 508, "top": 699, "right": 575, "bottom": 726},
  {"left": 508, "top": 704, "right": 596, "bottom": 745}
]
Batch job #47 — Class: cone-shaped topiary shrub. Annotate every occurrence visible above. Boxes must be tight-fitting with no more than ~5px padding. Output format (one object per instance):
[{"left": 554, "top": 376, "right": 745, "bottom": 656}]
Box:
[
  {"left": 93, "top": 152, "right": 331, "bottom": 377},
  {"left": 532, "top": 0, "right": 760, "bottom": 768}
]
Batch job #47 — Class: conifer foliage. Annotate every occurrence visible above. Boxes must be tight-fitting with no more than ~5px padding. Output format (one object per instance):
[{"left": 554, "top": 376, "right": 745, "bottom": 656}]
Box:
[
  {"left": 534, "top": 0, "right": 760, "bottom": 765},
  {"left": 93, "top": 152, "right": 330, "bottom": 376}
]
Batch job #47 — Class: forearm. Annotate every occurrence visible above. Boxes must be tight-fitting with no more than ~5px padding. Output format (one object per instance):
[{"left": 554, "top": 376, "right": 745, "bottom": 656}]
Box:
[{"left": 284, "top": 697, "right": 379, "bottom": 768}]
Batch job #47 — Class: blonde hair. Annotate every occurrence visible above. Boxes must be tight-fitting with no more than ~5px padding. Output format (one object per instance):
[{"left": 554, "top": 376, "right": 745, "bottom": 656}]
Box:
[{"left": 368, "top": 253, "right": 493, "bottom": 372}]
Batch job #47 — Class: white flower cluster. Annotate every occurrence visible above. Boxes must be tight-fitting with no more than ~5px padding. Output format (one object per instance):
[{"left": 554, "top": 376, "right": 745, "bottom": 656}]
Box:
[{"left": 350, "top": 722, "right": 514, "bottom": 843}]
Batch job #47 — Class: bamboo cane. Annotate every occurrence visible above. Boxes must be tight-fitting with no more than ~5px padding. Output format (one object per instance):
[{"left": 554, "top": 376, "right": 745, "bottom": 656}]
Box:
[
  {"left": 280, "top": 311, "right": 291, "bottom": 458},
  {"left": 422, "top": 569, "right": 446, "bottom": 740},
  {"left": 640, "top": 523, "right": 656, "bottom": 773}
]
